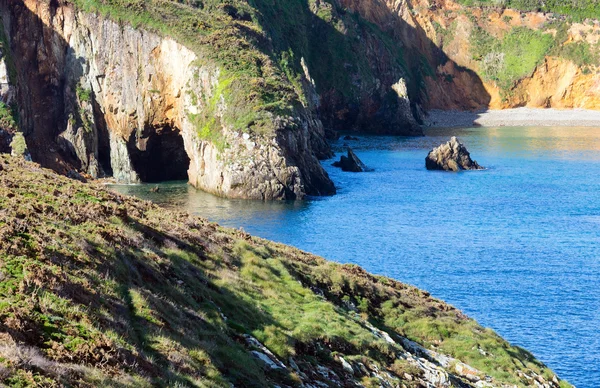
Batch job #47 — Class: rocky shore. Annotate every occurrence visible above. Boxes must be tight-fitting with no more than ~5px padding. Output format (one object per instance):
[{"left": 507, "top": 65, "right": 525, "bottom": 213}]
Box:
[{"left": 424, "top": 108, "right": 600, "bottom": 128}]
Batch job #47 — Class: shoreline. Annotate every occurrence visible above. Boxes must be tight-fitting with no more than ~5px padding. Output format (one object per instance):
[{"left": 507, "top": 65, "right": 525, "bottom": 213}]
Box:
[{"left": 424, "top": 108, "right": 600, "bottom": 128}]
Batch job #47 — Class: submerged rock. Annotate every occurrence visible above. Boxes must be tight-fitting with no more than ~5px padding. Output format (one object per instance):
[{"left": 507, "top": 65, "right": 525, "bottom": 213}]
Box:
[
  {"left": 426, "top": 136, "right": 484, "bottom": 171},
  {"left": 332, "top": 147, "right": 371, "bottom": 172}
]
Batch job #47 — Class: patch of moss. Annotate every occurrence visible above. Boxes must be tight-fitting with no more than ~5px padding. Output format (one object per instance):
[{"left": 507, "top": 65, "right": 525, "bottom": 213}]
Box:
[{"left": 0, "top": 102, "right": 17, "bottom": 131}]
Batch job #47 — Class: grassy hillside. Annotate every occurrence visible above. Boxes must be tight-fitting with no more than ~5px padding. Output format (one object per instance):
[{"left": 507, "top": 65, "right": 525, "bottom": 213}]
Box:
[
  {"left": 0, "top": 155, "right": 571, "bottom": 387},
  {"left": 456, "top": 0, "right": 600, "bottom": 21}
]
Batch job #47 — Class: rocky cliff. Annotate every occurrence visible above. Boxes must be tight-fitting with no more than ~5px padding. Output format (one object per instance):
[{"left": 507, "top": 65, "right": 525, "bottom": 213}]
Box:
[
  {"left": 0, "top": 0, "right": 431, "bottom": 200},
  {"left": 0, "top": 0, "right": 341, "bottom": 199},
  {"left": 0, "top": 155, "right": 573, "bottom": 387},
  {"left": 408, "top": 0, "right": 600, "bottom": 110},
  {"left": 1, "top": 0, "right": 597, "bottom": 199}
]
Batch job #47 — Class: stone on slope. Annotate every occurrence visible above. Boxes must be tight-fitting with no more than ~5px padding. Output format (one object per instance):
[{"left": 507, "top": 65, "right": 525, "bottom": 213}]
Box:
[{"left": 426, "top": 136, "right": 484, "bottom": 171}]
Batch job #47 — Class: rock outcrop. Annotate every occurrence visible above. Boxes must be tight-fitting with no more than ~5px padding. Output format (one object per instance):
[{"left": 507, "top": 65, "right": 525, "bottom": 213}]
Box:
[
  {"left": 0, "top": 0, "right": 335, "bottom": 199},
  {"left": 426, "top": 137, "right": 484, "bottom": 171},
  {"left": 332, "top": 147, "right": 371, "bottom": 172}
]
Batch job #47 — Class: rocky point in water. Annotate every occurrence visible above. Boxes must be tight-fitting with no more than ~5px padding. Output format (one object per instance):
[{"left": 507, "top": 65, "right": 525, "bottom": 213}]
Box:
[
  {"left": 333, "top": 147, "right": 371, "bottom": 172},
  {"left": 426, "top": 136, "right": 484, "bottom": 171}
]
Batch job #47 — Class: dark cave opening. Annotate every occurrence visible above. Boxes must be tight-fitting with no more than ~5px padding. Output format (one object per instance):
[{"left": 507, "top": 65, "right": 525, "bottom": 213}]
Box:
[{"left": 127, "top": 125, "right": 190, "bottom": 183}]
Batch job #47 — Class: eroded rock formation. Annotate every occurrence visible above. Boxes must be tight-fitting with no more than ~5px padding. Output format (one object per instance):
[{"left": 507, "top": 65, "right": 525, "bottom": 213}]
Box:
[
  {"left": 426, "top": 136, "right": 484, "bottom": 171},
  {"left": 2, "top": 0, "right": 597, "bottom": 200},
  {"left": 0, "top": 0, "right": 335, "bottom": 199}
]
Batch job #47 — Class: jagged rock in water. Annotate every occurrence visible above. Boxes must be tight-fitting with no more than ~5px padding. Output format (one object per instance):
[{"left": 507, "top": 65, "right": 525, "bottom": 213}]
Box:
[
  {"left": 425, "top": 136, "right": 484, "bottom": 171},
  {"left": 333, "top": 147, "right": 371, "bottom": 172}
]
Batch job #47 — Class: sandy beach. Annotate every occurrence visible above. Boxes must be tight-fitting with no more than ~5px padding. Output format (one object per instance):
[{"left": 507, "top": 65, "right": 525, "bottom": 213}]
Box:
[{"left": 424, "top": 108, "right": 600, "bottom": 128}]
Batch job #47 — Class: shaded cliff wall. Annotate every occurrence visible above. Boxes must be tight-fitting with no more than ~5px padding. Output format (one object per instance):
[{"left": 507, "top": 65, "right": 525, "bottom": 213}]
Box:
[
  {"left": 339, "top": 0, "right": 492, "bottom": 111},
  {"left": 1, "top": 0, "right": 336, "bottom": 199},
  {"left": 0, "top": 17, "right": 17, "bottom": 153},
  {"left": 248, "top": 0, "right": 425, "bottom": 135}
]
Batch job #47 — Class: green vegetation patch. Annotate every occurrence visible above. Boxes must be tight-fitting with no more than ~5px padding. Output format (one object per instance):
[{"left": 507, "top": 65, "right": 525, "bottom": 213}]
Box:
[
  {"left": 455, "top": 0, "right": 600, "bottom": 22},
  {"left": 0, "top": 102, "right": 17, "bottom": 131},
  {"left": 553, "top": 41, "right": 600, "bottom": 67},
  {"left": 471, "top": 26, "right": 554, "bottom": 89}
]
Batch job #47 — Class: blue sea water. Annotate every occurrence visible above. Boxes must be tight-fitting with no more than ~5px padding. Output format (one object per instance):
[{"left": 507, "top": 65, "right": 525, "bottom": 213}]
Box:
[{"left": 112, "top": 126, "right": 600, "bottom": 387}]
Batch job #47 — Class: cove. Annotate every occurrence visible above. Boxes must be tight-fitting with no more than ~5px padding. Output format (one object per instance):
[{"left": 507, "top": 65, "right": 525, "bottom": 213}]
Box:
[{"left": 111, "top": 126, "right": 600, "bottom": 387}]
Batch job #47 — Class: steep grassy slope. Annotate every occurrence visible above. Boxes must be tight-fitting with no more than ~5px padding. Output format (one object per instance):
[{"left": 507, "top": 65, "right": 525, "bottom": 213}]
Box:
[{"left": 0, "top": 155, "right": 571, "bottom": 387}]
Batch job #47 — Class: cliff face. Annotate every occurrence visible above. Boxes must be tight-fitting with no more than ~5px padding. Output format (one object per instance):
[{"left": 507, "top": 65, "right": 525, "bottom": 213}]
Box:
[
  {"left": 0, "top": 155, "right": 572, "bottom": 387},
  {"left": 0, "top": 0, "right": 338, "bottom": 199},
  {"left": 409, "top": 0, "right": 600, "bottom": 110},
  {"left": 248, "top": 0, "right": 425, "bottom": 136},
  {"left": 0, "top": 0, "right": 433, "bottom": 199}
]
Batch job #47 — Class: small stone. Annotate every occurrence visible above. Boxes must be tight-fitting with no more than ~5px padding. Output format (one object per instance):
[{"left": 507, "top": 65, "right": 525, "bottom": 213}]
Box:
[{"left": 339, "top": 356, "right": 354, "bottom": 374}]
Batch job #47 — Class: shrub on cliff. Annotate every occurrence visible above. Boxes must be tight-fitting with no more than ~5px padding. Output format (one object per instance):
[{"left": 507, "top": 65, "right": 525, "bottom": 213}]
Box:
[
  {"left": 456, "top": 0, "right": 600, "bottom": 21},
  {"left": 471, "top": 26, "right": 554, "bottom": 89}
]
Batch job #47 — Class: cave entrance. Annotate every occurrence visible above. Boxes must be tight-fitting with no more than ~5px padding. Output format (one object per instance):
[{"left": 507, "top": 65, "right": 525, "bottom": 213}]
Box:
[{"left": 128, "top": 125, "right": 190, "bottom": 183}]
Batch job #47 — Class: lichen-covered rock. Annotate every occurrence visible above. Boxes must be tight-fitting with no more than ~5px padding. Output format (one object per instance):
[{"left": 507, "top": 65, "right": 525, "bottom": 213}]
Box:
[{"left": 426, "top": 136, "right": 484, "bottom": 171}]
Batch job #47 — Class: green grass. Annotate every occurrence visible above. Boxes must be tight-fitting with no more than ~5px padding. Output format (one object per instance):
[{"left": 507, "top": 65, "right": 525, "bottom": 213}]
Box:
[
  {"left": 471, "top": 26, "right": 554, "bottom": 89},
  {"left": 455, "top": 0, "right": 600, "bottom": 21},
  {"left": 8, "top": 132, "right": 27, "bottom": 156},
  {"left": 0, "top": 155, "right": 572, "bottom": 387},
  {"left": 0, "top": 102, "right": 17, "bottom": 132},
  {"left": 553, "top": 41, "right": 600, "bottom": 67}
]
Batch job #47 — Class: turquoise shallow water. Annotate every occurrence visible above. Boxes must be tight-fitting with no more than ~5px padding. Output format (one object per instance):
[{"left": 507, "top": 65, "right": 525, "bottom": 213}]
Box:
[{"left": 112, "top": 127, "right": 600, "bottom": 387}]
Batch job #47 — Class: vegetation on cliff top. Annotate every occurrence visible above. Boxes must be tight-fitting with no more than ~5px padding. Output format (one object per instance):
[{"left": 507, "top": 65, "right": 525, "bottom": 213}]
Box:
[
  {"left": 0, "top": 155, "right": 571, "bottom": 387},
  {"left": 67, "top": 0, "right": 410, "bottom": 139},
  {"left": 432, "top": 3, "right": 600, "bottom": 97},
  {"left": 456, "top": 0, "right": 600, "bottom": 21},
  {"left": 470, "top": 26, "right": 555, "bottom": 89}
]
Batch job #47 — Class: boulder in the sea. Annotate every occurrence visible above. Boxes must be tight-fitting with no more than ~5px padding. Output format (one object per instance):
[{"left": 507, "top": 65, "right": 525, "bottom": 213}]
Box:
[
  {"left": 333, "top": 147, "right": 371, "bottom": 172},
  {"left": 426, "top": 137, "right": 483, "bottom": 171},
  {"left": 343, "top": 135, "right": 360, "bottom": 141}
]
